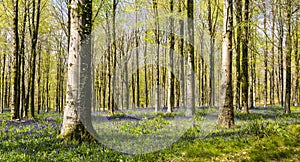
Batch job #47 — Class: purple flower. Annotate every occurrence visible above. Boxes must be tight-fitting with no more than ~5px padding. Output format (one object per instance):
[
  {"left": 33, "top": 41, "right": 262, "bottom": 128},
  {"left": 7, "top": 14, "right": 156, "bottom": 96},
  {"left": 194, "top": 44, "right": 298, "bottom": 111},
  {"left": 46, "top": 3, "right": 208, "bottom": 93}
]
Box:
[{"left": 56, "top": 149, "right": 59, "bottom": 154}]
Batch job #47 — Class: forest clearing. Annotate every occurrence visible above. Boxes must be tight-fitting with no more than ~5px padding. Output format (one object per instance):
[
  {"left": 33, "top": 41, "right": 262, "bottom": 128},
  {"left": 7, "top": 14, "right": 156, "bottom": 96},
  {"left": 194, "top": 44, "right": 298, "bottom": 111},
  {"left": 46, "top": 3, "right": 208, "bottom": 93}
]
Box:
[{"left": 0, "top": 0, "right": 300, "bottom": 161}]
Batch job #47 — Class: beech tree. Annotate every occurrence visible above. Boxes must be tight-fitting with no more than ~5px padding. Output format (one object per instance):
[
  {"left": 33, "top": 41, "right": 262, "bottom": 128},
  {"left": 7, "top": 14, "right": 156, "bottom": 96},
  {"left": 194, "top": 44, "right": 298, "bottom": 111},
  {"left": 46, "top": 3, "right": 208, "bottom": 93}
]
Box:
[
  {"left": 218, "top": 0, "right": 234, "bottom": 128},
  {"left": 263, "top": 1, "right": 268, "bottom": 108},
  {"left": 270, "top": 0, "right": 276, "bottom": 106},
  {"left": 153, "top": 0, "right": 160, "bottom": 112},
  {"left": 278, "top": 0, "right": 284, "bottom": 106},
  {"left": 178, "top": 0, "right": 185, "bottom": 109},
  {"left": 167, "top": 0, "right": 175, "bottom": 113},
  {"left": 1, "top": 0, "right": 300, "bottom": 136},
  {"left": 284, "top": 0, "right": 292, "bottom": 114},
  {"left": 294, "top": 18, "right": 299, "bottom": 107},
  {"left": 12, "top": 0, "right": 20, "bottom": 120},
  {"left": 28, "top": 0, "right": 42, "bottom": 118},
  {"left": 208, "top": 0, "right": 219, "bottom": 108},
  {"left": 241, "top": 0, "right": 250, "bottom": 114},
  {"left": 60, "top": 0, "right": 95, "bottom": 140},
  {"left": 235, "top": 0, "right": 242, "bottom": 110},
  {"left": 186, "top": 0, "right": 195, "bottom": 116}
]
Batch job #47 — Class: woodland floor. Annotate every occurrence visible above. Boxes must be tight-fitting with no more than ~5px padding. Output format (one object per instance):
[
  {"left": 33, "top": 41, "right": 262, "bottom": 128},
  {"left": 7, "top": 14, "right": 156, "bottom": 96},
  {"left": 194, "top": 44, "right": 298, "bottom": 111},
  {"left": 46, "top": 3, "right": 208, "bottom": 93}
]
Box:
[{"left": 0, "top": 106, "right": 300, "bottom": 161}]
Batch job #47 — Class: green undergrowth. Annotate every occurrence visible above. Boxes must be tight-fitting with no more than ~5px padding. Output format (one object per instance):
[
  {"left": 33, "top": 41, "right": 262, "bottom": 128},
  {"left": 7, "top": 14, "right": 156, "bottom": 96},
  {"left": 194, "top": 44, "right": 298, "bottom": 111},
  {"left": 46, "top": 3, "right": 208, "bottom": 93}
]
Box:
[
  {"left": 0, "top": 107, "right": 299, "bottom": 161},
  {"left": 117, "top": 116, "right": 171, "bottom": 135}
]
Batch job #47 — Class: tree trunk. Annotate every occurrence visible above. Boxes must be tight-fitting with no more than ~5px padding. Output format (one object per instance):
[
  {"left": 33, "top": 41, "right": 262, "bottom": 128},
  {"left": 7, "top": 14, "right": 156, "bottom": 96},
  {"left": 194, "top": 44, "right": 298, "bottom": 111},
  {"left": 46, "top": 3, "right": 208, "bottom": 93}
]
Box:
[
  {"left": 111, "top": 0, "right": 117, "bottom": 112},
  {"left": 20, "top": 0, "right": 28, "bottom": 117},
  {"left": 294, "top": 19, "right": 299, "bottom": 107},
  {"left": 263, "top": 2, "right": 268, "bottom": 108},
  {"left": 167, "top": 0, "right": 175, "bottom": 113},
  {"left": 7, "top": 64, "right": 12, "bottom": 109},
  {"left": 1, "top": 50, "right": 5, "bottom": 113},
  {"left": 12, "top": 0, "right": 20, "bottom": 120},
  {"left": 56, "top": 40, "right": 62, "bottom": 112},
  {"left": 202, "top": 62, "right": 207, "bottom": 105},
  {"left": 278, "top": 3, "right": 284, "bottom": 106},
  {"left": 61, "top": 0, "right": 95, "bottom": 141},
  {"left": 102, "top": 51, "right": 107, "bottom": 110},
  {"left": 284, "top": 1, "right": 292, "bottom": 114},
  {"left": 199, "top": 23, "right": 205, "bottom": 106},
  {"left": 218, "top": 0, "right": 234, "bottom": 128},
  {"left": 186, "top": 0, "right": 195, "bottom": 116},
  {"left": 45, "top": 58, "right": 50, "bottom": 113},
  {"left": 270, "top": 2, "right": 276, "bottom": 106},
  {"left": 135, "top": 4, "right": 140, "bottom": 108},
  {"left": 29, "top": 0, "right": 41, "bottom": 118},
  {"left": 153, "top": 0, "right": 160, "bottom": 112},
  {"left": 37, "top": 44, "right": 42, "bottom": 114},
  {"left": 241, "top": 0, "right": 250, "bottom": 114},
  {"left": 124, "top": 56, "right": 129, "bottom": 109},
  {"left": 235, "top": 0, "right": 242, "bottom": 111},
  {"left": 208, "top": 0, "right": 218, "bottom": 108},
  {"left": 249, "top": 29, "right": 256, "bottom": 109},
  {"left": 144, "top": 32, "right": 149, "bottom": 108},
  {"left": 179, "top": 0, "right": 185, "bottom": 109},
  {"left": 132, "top": 63, "right": 135, "bottom": 107}
]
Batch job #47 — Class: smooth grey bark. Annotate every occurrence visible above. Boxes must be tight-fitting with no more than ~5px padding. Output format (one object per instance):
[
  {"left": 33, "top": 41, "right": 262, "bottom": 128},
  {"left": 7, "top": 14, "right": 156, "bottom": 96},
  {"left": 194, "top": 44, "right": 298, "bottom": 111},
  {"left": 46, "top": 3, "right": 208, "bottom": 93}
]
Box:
[
  {"left": 218, "top": 0, "right": 234, "bottom": 128},
  {"left": 186, "top": 0, "right": 195, "bottom": 116},
  {"left": 61, "top": 0, "right": 95, "bottom": 141}
]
